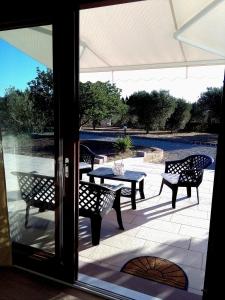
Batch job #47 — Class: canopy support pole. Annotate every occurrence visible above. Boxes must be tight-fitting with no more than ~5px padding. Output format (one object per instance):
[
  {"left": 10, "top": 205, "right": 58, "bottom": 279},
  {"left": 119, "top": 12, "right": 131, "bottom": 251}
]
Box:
[{"left": 111, "top": 70, "right": 114, "bottom": 84}]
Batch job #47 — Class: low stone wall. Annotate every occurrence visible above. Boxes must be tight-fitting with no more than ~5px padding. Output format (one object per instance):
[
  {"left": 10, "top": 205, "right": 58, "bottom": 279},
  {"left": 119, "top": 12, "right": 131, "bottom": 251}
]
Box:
[
  {"left": 94, "top": 148, "right": 163, "bottom": 164},
  {"left": 136, "top": 147, "right": 164, "bottom": 162},
  {"left": 94, "top": 155, "right": 108, "bottom": 164}
]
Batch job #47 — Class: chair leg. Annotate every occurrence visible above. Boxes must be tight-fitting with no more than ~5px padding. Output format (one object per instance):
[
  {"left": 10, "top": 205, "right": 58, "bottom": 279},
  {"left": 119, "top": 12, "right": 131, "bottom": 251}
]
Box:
[
  {"left": 89, "top": 176, "right": 95, "bottom": 183},
  {"left": 25, "top": 204, "right": 30, "bottom": 228},
  {"left": 39, "top": 206, "right": 45, "bottom": 212},
  {"left": 172, "top": 186, "right": 178, "bottom": 209},
  {"left": 159, "top": 180, "right": 164, "bottom": 195},
  {"left": 196, "top": 187, "right": 200, "bottom": 204},
  {"left": 90, "top": 216, "right": 102, "bottom": 245},
  {"left": 113, "top": 190, "right": 124, "bottom": 230},
  {"left": 187, "top": 186, "right": 191, "bottom": 198}
]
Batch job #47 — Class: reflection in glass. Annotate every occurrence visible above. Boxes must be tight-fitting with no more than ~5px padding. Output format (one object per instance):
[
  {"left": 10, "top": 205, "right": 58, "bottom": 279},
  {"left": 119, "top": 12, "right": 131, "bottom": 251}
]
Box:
[{"left": 0, "top": 26, "right": 55, "bottom": 253}]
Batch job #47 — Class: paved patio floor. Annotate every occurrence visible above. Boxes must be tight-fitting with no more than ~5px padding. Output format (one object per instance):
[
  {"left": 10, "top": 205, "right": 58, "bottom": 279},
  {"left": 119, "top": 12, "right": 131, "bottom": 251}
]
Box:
[
  {"left": 79, "top": 157, "right": 214, "bottom": 297},
  {"left": 4, "top": 153, "right": 214, "bottom": 298}
]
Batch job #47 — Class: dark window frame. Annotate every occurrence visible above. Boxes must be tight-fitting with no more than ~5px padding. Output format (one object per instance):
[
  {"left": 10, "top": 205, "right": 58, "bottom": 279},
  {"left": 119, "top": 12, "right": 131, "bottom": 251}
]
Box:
[{"left": 0, "top": 7, "right": 79, "bottom": 283}]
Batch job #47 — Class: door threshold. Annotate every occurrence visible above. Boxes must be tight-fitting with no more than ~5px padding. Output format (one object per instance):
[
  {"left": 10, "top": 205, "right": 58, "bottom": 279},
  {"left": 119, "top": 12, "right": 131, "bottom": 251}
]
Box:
[
  {"left": 79, "top": 260, "right": 202, "bottom": 299},
  {"left": 78, "top": 273, "right": 160, "bottom": 300}
]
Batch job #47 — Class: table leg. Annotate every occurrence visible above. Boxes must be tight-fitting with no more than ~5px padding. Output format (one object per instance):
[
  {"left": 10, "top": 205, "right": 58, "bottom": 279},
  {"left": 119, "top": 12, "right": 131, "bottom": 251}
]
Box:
[
  {"left": 139, "top": 179, "right": 145, "bottom": 199},
  {"left": 90, "top": 176, "right": 95, "bottom": 183},
  {"left": 131, "top": 182, "right": 136, "bottom": 210}
]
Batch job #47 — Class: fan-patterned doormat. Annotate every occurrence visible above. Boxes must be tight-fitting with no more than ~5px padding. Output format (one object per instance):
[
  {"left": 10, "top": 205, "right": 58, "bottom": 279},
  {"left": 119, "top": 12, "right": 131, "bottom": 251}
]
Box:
[{"left": 121, "top": 256, "right": 188, "bottom": 290}]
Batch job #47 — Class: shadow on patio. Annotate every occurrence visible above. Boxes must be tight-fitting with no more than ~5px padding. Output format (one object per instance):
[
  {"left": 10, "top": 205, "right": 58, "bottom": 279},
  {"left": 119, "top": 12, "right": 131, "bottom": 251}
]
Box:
[{"left": 79, "top": 157, "right": 214, "bottom": 297}]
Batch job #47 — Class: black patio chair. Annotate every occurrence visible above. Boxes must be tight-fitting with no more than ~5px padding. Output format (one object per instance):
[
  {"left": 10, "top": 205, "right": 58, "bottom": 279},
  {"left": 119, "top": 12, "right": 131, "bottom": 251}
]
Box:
[
  {"left": 159, "top": 154, "right": 214, "bottom": 208},
  {"left": 79, "top": 180, "right": 124, "bottom": 245},
  {"left": 12, "top": 172, "right": 124, "bottom": 245},
  {"left": 80, "top": 144, "right": 96, "bottom": 179}
]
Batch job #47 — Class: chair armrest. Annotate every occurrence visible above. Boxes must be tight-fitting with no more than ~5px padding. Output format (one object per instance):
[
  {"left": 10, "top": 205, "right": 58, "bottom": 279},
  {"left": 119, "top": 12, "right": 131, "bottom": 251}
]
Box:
[
  {"left": 101, "top": 183, "right": 124, "bottom": 192},
  {"left": 79, "top": 180, "right": 123, "bottom": 192},
  {"left": 85, "top": 147, "right": 96, "bottom": 158},
  {"left": 179, "top": 169, "right": 203, "bottom": 184},
  {"left": 80, "top": 144, "right": 96, "bottom": 169}
]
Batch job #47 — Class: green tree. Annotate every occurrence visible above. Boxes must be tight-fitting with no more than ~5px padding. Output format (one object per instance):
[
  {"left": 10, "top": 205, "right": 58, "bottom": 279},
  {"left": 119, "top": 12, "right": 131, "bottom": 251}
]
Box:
[
  {"left": 79, "top": 81, "right": 94, "bottom": 127},
  {"left": 27, "top": 68, "right": 54, "bottom": 131},
  {"left": 127, "top": 90, "right": 175, "bottom": 133},
  {"left": 2, "top": 68, "right": 54, "bottom": 134},
  {"left": 0, "top": 96, "right": 8, "bottom": 129},
  {"left": 4, "top": 87, "right": 34, "bottom": 133},
  {"left": 198, "top": 87, "right": 222, "bottom": 127},
  {"left": 166, "top": 98, "right": 191, "bottom": 132},
  {"left": 188, "top": 87, "right": 222, "bottom": 132},
  {"left": 79, "top": 81, "right": 127, "bottom": 129},
  {"left": 186, "top": 102, "right": 206, "bottom": 131}
]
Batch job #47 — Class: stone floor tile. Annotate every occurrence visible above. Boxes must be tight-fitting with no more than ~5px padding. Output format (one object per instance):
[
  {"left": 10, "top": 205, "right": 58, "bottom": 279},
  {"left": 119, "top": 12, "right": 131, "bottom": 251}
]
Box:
[
  {"left": 135, "top": 219, "right": 181, "bottom": 233},
  {"left": 144, "top": 241, "right": 203, "bottom": 268},
  {"left": 189, "top": 237, "right": 209, "bottom": 253},
  {"left": 188, "top": 288, "right": 203, "bottom": 296},
  {"left": 180, "top": 264, "right": 205, "bottom": 291},
  {"left": 86, "top": 244, "right": 128, "bottom": 267},
  {"left": 174, "top": 208, "right": 208, "bottom": 219},
  {"left": 136, "top": 227, "right": 191, "bottom": 249},
  {"left": 202, "top": 253, "right": 207, "bottom": 270},
  {"left": 179, "top": 225, "right": 209, "bottom": 238},
  {"left": 171, "top": 214, "right": 210, "bottom": 229},
  {"left": 102, "top": 234, "right": 146, "bottom": 250}
]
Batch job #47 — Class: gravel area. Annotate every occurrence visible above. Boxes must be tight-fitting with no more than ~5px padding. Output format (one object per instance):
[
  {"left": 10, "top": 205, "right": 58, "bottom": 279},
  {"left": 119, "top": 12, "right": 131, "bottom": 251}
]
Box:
[
  {"left": 80, "top": 131, "right": 217, "bottom": 169},
  {"left": 2, "top": 130, "right": 217, "bottom": 170},
  {"left": 82, "top": 127, "right": 218, "bottom": 145}
]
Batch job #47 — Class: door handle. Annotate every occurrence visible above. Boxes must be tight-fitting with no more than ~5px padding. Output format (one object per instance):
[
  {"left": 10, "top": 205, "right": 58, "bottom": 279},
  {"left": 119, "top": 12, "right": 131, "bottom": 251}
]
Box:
[{"left": 64, "top": 157, "right": 69, "bottom": 178}]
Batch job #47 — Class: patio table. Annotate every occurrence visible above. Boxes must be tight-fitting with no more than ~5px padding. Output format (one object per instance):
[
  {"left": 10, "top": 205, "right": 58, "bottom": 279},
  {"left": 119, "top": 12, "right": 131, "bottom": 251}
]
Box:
[{"left": 88, "top": 167, "right": 147, "bottom": 210}]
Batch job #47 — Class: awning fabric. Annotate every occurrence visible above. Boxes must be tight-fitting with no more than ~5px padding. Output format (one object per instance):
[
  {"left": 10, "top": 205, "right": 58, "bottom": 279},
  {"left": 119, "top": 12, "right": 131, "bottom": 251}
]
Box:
[{"left": 0, "top": 0, "right": 225, "bottom": 72}]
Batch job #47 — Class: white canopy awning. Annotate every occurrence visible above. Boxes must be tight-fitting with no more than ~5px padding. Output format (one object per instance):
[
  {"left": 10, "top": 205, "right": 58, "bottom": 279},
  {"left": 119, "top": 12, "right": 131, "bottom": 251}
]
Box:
[{"left": 0, "top": 0, "right": 225, "bottom": 72}]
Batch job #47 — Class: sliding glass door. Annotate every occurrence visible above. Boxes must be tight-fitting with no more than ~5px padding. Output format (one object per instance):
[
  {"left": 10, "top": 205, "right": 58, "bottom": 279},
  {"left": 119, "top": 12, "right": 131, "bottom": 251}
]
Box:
[
  {"left": 0, "top": 12, "right": 79, "bottom": 281},
  {"left": 0, "top": 24, "right": 57, "bottom": 253},
  {"left": 0, "top": 27, "right": 55, "bottom": 254}
]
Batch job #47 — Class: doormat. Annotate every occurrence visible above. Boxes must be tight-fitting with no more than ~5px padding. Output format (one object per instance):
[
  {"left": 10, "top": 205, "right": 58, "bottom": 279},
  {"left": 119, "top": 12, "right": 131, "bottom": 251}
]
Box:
[{"left": 121, "top": 256, "right": 188, "bottom": 290}]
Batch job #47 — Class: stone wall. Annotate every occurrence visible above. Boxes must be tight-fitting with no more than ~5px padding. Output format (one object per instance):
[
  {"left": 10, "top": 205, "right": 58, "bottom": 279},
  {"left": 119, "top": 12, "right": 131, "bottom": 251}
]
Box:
[{"left": 136, "top": 147, "right": 164, "bottom": 162}]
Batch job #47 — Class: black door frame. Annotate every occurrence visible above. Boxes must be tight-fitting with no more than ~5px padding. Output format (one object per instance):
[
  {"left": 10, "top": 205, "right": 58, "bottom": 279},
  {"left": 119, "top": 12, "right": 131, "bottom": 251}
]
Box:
[
  {"left": 53, "top": 7, "right": 80, "bottom": 282},
  {"left": 0, "top": 6, "right": 79, "bottom": 283},
  {"left": 202, "top": 72, "right": 225, "bottom": 300}
]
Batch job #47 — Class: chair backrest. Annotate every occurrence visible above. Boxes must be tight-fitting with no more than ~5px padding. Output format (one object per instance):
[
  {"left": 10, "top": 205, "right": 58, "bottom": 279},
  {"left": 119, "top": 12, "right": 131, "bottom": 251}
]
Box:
[
  {"left": 166, "top": 154, "right": 213, "bottom": 174},
  {"left": 80, "top": 144, "right": 96, "bottom": 168},
  {"left": 12, "top": 172, "right": 55, "bottom": 210},
  {"left": 180, "top": 155, "right": 213, "bottom": 186},
  {"left": 165, "top": 154, "right": 214, "bottom": 186},
  {"left": 187, "top": 154, "right": 214, "bottom": 170},
  {"left": 12, "top": 172, "right": 115, "bottom": 216},
  {"left": 79, "top": 181, "right": 115, "bottom": 216}
]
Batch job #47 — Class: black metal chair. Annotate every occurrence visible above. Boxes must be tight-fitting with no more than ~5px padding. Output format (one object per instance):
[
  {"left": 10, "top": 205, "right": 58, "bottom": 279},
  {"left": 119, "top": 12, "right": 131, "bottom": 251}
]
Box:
[
  {"left": 79, "top": 144, "right": 96, "bottom": 179},
  {"left": 159, "top": 154, "right": 214, "bottom": 208},
  {"left": 12, "top": 172, "right": 124, "bottom": 245}
]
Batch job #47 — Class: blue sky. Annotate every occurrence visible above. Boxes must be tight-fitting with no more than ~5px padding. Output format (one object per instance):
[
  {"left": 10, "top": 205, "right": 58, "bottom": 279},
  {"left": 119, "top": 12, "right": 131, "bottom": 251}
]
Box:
[{"left": 0, "top": 39, "right": 46, "bottom": 97}]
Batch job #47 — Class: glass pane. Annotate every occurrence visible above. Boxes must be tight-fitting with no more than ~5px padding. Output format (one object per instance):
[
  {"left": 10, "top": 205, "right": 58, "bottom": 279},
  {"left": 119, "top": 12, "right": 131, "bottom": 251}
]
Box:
[{"left": 0, "top": 25, "right": 55, "bottom": 253}]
